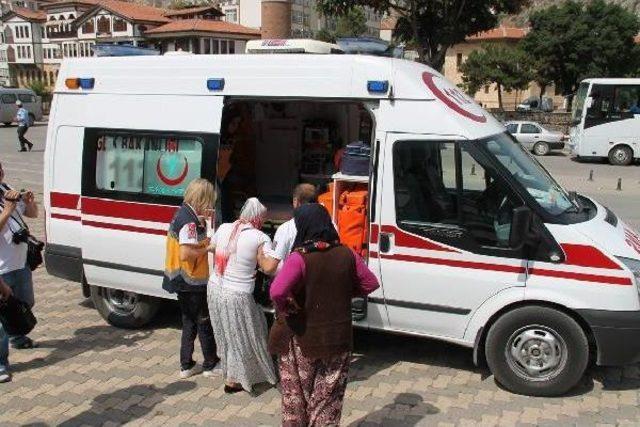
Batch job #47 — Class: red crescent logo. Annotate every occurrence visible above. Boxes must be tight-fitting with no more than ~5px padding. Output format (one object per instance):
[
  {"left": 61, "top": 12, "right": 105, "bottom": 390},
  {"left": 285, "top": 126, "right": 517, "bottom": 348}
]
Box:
[
  {"left": 156, "top": 155, "right": 189, "bottom": 186},
  {"left": 422, "top": 71, "right": 487, "bottom": 123}
]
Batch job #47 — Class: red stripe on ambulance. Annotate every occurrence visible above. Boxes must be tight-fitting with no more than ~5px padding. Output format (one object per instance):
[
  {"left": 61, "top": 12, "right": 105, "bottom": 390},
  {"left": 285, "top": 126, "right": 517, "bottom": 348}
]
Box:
[
  {"left": 560, "top": 244, "right": 622, "bottom": 270},
  {"left": 82, "top": 220, "right": 167, "bottom": 236},
  {"left": 50, "top": 192, "right": 80, "bottom": 210},
  {"left": 81, "top": 197, "right": 177, "bottom": 223}
]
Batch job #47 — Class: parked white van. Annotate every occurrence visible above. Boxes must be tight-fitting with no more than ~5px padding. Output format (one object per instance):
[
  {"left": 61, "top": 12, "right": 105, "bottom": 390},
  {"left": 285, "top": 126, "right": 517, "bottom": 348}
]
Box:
[
  {"left": 44, "top": 54, "right": 640, "bottom": 397},
  {"left": 0, "top": 88, "right": 43, "bottom": 126}
]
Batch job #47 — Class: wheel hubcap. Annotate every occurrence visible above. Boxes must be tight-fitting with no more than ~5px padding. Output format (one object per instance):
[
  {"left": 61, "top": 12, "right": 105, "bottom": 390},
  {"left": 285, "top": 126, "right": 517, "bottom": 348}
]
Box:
[
  {"left": 614, "top": 149, "right": 628, "bottom": 162},
  {"left": 104, "top": 289, "right": 138, "bottom": 316},
  {"left": 506, "top": 326, "right": 567, "bottom": 381}
]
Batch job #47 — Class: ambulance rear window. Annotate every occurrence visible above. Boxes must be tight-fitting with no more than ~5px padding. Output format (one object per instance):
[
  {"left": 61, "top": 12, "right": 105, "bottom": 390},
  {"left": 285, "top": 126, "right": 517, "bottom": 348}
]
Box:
[{"left": 94, "top": 133, "right": 203, "bottom": 197}]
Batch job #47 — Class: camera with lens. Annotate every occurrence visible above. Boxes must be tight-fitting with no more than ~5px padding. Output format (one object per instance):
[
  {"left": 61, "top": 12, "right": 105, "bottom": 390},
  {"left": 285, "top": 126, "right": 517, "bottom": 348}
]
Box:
[{"left": 11, "top": 228, "right": 29, "bottom": 245}]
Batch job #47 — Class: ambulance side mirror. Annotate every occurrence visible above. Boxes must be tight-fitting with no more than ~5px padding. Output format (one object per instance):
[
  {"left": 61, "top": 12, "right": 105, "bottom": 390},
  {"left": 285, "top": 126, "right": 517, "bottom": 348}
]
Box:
[{"left": 509, "top": 206, "right": 533, "bottom": 249}]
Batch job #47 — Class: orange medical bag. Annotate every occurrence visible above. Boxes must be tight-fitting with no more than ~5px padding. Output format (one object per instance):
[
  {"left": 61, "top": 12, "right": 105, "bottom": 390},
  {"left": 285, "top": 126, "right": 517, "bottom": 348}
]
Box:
[{"left": 337, "top": 187, "right": 368, "bottom": 255}]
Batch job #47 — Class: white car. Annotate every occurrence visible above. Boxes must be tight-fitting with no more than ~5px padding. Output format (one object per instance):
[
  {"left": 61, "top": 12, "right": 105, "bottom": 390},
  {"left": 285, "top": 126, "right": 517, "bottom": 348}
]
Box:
[{"left": 505, "top": 121, "right": 566, "bottom": 156}]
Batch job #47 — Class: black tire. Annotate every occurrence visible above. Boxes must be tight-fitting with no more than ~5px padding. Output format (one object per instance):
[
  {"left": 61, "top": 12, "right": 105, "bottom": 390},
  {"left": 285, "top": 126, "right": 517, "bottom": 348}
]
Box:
[
  {"left": 608, "top": 145, "right": 633, "bottom": 166},
  {"left": 3, "top": 122, "right": 11, "bottom": 126},
  {"left": 533, "top": 141, "right": 550, "bottom": 156},
  {"left": 485, "top": 306, "right": 589, "bottom": 397},
  {"left": 91, "top": 285, "right": 159, "bottom": 329}
]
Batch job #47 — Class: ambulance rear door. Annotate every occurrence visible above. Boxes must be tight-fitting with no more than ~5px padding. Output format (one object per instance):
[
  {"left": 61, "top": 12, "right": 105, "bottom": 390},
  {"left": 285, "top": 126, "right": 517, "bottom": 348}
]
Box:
[{"left": 78, "top": 94, "right": 223, "bottom": 299}]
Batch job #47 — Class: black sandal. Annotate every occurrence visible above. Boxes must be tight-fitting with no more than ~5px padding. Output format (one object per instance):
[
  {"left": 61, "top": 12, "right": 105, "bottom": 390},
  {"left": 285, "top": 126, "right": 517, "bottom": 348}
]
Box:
[
  {"left": 224, "top": 384, "right": 244, "bottom": 394},
  {"left": 12, "top": 338, "right": 36, "bottom": 349}
]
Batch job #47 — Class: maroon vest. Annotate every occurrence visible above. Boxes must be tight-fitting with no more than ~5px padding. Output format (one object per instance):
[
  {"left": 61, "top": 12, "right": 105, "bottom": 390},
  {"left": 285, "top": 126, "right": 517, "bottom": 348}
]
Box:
[{"left": 269, "top": 245, "right": 356, "bottom": 359}]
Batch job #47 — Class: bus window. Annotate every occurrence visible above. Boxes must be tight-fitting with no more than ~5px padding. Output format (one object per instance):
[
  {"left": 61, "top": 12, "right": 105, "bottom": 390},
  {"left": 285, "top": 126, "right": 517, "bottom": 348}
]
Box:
[
  {"left": 612, "top": 85, "right": 640, "bottom": 117},
  {"left": 571, "top": 82, "right": 589, "bottom": 124},
  {"left": 586, "top": 84, "right": 614, "bottom": 126}
]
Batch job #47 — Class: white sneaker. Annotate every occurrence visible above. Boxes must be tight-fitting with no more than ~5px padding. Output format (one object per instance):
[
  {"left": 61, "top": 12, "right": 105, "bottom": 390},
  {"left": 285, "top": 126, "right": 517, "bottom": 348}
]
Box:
[
  {"left": 179, "top": 365, "right": 201, "bottom": 379},
  {"left": 203, "top": 361, "right": 222, "bottom": 378},
  {"left": 0, "top": 371, "right": 12, "bottom": 383}
]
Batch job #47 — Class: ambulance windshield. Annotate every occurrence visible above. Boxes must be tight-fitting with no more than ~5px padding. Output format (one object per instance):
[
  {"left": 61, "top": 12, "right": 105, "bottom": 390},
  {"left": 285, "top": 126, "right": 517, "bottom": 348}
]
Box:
[{"left": 480, "top": 133, "right": 578, "bottom": 217}]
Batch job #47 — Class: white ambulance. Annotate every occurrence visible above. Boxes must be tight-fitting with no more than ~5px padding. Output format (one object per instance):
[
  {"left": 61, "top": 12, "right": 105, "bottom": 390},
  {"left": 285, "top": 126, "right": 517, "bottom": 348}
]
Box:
[{"left": 44, "top": 53, "right": 640, "bottom": 397}]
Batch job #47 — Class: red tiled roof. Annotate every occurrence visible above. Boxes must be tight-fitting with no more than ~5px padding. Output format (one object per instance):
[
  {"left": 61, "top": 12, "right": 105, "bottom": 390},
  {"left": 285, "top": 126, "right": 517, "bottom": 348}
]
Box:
[
  {"left": 3, "top": 6, "right": 46, "bottom": 22},
  {"left": 380, "top": 17, "right": 396, "bottom": 31},
  {"left": 41, "top": 0, "right": 100, "bottom": 9},
  {"left": 164, "top": 5, "right": 223, "bottom": 17},
  {"left": 467, "top": 26, "right": 527, "bottom": 41},
  {"left": 74, "top": 0, "right": 171, "bottom": 24},
  {"left": 144, "top": 19, "right": 260, "bottom": 37},
  {"left": 97, "top": 0, "right": 170, "bottom": 23}
]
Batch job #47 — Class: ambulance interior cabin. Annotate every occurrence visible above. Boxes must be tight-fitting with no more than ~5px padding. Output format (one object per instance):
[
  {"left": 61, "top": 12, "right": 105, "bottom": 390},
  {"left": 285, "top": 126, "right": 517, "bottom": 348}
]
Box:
[{"left": 218, "top": 99, "right": 374, "bottom": 257}]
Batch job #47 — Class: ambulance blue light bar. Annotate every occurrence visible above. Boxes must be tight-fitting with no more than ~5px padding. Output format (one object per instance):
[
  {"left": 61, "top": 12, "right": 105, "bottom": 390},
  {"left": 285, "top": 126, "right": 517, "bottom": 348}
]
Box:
[
  {"left": 65, "top": 77, "right": 95, "bottom": 89},
  {"left": 367, "top": 80, "right": 389, "bottom": 94},
  {"left": 207, "top": 78, "right": 225, "bottom": 91},
  {"left": 79, "top": 78, "right": 95, "bottom": 89}
]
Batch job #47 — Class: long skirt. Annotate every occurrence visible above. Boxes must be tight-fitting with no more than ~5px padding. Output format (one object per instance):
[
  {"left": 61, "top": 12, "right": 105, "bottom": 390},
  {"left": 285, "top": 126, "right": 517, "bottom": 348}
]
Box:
[
  {"left": 279, "top": 337, "right": 351, "bottom": 427},
  {"left": 207, "top": 285, "right": 277, "bottom": 391}
]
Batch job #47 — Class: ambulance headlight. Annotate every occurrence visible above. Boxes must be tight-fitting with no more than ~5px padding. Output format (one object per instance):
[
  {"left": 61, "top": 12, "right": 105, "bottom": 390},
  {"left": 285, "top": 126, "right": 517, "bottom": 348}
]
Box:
[{"left": 617, "top": 257, "right": 640, "bottom": 286}]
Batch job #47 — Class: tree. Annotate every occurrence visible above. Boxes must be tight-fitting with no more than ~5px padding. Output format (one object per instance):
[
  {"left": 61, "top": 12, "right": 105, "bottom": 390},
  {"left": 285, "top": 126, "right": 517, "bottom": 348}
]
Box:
[
  {"left": 316, "top": 7, "right": 368, "bottom": 43},
  {"left": 522, "top": 0, "right": 640, "bottom": 104},
  {"left": 315, "top": 0, "right": 529, "bottom": 70},
  {"left": 27, "top": 80, "right": 49, "bottom": 97},
  {"left": 460, "top": 43, "right": 532, "bottom": 110}
]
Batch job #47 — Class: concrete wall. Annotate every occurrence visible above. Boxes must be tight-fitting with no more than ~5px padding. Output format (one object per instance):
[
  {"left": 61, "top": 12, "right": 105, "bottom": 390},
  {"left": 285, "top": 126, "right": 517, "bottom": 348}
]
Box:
[{"left": 491, "top": 110, "right": 572, "bottom": 133}]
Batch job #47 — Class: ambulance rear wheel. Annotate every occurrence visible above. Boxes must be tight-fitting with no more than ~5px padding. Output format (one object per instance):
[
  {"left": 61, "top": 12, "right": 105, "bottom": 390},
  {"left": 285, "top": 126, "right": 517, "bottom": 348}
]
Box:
[
  {"left": 485, "top": 306, "right": 589, "bottom": 397},
  {"left": 91, "top": 285, "right": 159, "bottom": 329}
]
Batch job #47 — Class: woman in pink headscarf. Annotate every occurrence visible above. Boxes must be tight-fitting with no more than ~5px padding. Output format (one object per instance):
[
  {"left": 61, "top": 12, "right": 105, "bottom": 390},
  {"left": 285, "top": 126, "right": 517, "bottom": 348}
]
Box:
[{"left": 207, "top": 197, "right": 277, "bottom": 393}]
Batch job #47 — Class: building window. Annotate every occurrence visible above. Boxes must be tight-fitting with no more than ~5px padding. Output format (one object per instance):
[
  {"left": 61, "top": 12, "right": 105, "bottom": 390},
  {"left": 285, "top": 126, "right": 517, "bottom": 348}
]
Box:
[
  {"left": 97, "top": 16, "right": 110, "bottom": 34},
  {"left": 484, "top": 85, "right": 490, "bottom": 94},
  {"left": 456, "top": 53, "right": 463, "bottom": 71},
  {"left": 212, "top": 39, "right": 219, "bottom": 54},
  {"left": 203, "top": 38, "right": 211, "bottom": 54},
  {"left": 225, "top": 8, "right": 237, "bottom": 23},
  {"left": 228, "top": 41, "right": 235, "bottom": 54},
  {"left": 113, "top": 18, "right": 127, "bottom": 32},
  {"left": 82, "top": 20, "right": 95, "bottom": 34},
  {"left": 220, "top": 40, "right": 227, "bottom": 54},
  {"left": 25, "top": 26, "right": 29, "bottom": 39}
]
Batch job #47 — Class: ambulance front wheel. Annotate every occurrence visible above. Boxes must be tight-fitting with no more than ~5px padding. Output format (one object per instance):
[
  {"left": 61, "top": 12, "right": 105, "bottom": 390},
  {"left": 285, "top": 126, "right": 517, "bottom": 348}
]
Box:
[
  {"left": 485, "top": 306, "right": 589, "bottom": 397},
  {"left": 91, "top": 285, "right": 159, "bottom": 329}
]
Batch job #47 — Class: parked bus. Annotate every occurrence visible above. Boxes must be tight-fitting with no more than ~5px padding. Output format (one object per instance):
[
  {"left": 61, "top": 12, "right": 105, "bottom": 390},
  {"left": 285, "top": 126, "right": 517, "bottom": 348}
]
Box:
[
  {"left": 570, "top": 78, "right": 640, "bottom": 165},
  {"left": 45, "top": 54, "right": 640, "bottom": 397}
]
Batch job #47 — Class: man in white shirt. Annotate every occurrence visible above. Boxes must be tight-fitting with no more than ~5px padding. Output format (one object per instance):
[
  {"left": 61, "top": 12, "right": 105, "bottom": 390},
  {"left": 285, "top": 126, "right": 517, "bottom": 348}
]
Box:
[
  {"left": 261, "top": 183, "right": 317, "bottom": 273},
  {"left": 0, "top": 161, "right": 38, "bottom": 383}
]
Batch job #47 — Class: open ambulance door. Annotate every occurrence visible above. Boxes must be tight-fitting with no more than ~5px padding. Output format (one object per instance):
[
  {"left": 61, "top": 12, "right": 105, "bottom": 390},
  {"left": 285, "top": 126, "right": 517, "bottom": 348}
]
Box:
[{"left": 79, "top": 94, "right": 223, "bottom": 326}]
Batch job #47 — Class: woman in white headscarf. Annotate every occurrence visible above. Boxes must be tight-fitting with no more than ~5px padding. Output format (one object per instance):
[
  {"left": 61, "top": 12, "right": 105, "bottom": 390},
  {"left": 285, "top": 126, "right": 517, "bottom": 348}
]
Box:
[{"left": 207, "top": 197, "right": 278, "bottom": 393}]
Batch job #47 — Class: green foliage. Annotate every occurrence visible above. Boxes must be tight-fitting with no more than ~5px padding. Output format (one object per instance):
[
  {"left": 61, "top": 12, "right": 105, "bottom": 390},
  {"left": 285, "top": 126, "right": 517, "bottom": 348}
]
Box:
[
  {"left": 460, "top": 43, "right": 532, "bottom": 110},
  {"left": 27, "top": 80, "right": 49, "bottom": 97},
  {"left": 315, "top": 0, "right": 529, "bottom": 70},
  {"left": 168, "top": 0, "right": 208, "bottom": 10},
  {"left": 522, "top": 0, "right": 640, "bottom": 98},
  {"left": 316, "top": 7, "right": 368, "bottom": 42}
]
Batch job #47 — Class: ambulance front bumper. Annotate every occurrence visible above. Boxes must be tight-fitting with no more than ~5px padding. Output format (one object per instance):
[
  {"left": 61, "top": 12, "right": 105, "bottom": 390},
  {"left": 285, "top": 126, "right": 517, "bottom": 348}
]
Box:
[{"left": 578, "top": 309, "right": 640, "bottom": 366}]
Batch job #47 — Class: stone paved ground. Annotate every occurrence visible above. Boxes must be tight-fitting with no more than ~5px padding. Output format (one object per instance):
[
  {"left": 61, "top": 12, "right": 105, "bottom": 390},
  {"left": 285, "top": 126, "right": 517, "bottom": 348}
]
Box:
[{"left": 1, "top": 124, "right": 640, "bottom": 426}]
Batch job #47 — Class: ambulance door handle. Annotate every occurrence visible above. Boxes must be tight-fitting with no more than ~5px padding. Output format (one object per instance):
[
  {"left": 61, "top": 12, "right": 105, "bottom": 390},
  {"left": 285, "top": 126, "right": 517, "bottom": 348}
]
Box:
[{"left": 379, "top": 232, "right": 392, "bottom": 253}]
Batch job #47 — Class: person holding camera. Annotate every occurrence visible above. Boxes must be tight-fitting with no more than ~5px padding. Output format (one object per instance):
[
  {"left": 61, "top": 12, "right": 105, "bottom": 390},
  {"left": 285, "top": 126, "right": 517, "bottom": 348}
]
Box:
[
  {"left": 0, "top": 277, "right": 13, "bottom": 383},
  {"left": 0, "top": 162, "right": 38, "bottom": 358}
]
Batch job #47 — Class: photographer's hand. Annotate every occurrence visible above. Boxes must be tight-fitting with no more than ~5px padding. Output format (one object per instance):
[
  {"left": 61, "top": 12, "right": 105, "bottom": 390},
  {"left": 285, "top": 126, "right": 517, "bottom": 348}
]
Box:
[{"left": 22, "top": 190, "right": 38, "bottom": 218}]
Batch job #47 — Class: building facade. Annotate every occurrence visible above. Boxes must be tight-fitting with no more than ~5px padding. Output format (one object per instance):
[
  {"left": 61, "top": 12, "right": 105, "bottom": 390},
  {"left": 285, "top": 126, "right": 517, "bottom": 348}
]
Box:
[{"left": 0, "top": 0, "right": 260, "bottom": 89}]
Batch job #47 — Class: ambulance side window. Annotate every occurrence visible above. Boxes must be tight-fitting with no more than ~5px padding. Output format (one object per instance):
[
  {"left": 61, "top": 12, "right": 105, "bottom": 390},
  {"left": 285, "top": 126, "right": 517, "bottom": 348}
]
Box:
[
  {"left": 393, "top": 140, "right": 524, "bottom": 256},
  {"left": 83, "top": 129, "right": 218, "bottom": 205}
]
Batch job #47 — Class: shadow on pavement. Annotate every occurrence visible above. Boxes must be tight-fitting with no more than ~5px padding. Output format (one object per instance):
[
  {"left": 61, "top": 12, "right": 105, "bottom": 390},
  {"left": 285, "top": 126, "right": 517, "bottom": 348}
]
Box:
[
  {"left": 57, "top": 381, "right": 197, "bottom": 427},
  {"left": 349, "top": 329, "right": 486, "bottom": 384},
  {"left": 348, "top": 393, "right": 439, "bottom": 426},
  {"left": 11, "top": 324, "right": 153, "bottom": 373}
]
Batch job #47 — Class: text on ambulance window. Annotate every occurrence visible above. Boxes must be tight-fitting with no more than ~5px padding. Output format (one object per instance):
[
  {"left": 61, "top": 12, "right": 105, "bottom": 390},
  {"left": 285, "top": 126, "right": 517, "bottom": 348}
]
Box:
[
  {"left": 393, "top": 140, "right": 522, "bottom": 250},
  {"left": 95, "top": 134, "right": 203, "bottom": 197}
]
